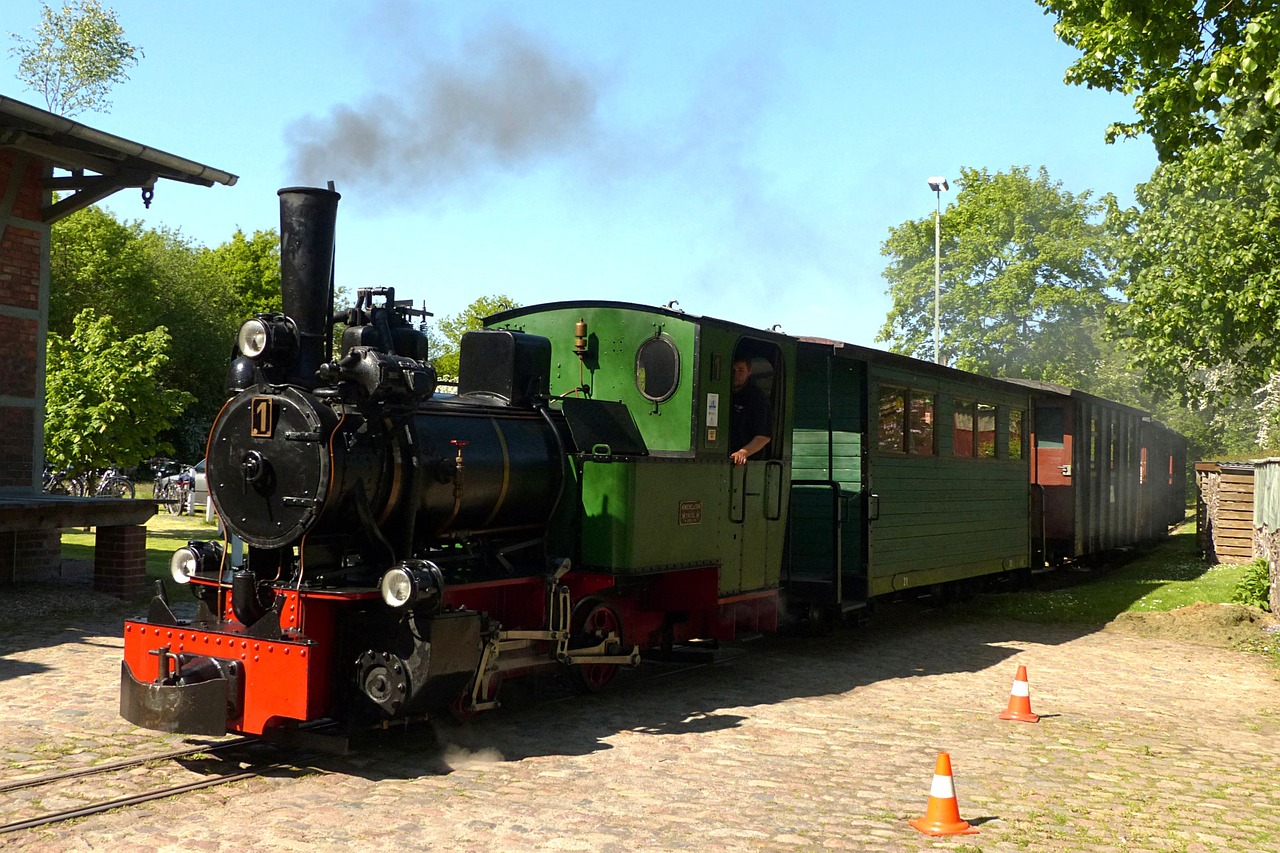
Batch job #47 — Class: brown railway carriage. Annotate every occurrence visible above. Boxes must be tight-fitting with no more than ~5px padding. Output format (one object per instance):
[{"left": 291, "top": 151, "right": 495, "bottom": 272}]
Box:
[{"left": 1012, "top": 380, "right": 1188, "bottom": 564}]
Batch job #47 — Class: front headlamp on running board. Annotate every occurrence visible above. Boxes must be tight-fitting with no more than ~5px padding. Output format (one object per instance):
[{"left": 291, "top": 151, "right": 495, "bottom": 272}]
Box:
[
  {"left": 170, "top": 540, "right": 224, "bottom": 584},
  {"left": 379, "top": 561, "right": 445, "bottom": 611}
]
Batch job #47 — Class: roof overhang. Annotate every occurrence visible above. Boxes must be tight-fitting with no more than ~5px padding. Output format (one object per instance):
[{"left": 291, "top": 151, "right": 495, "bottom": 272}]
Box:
[{"left": 0, "top": 94, "right": 237, "bottom": 223}]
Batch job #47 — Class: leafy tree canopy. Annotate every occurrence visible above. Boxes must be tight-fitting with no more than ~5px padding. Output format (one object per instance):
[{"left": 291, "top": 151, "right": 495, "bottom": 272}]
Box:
[
  {"left": 50, "top": 206, "right": 264, "bottom": 460},
  {"left": 878, "top": 166, "right": 1116, "bottom": 385},
  {"left": 8, "top": 0, "right": 142, "bottom": 116},
  {"left": 45, "top": 308, "right": 192, "bottom": 474},
  {"left": 430, "top": 295, "right": 521, "bottom": 382},
  {"left": 1109, "top": 131, "right": 1280, "bottom": 410},
  {"left": 1040, "top": 0, "right": 1280, "bottom": 159},
  {"left": 199, "top": 228, "right": 283, "bottom": 317}
]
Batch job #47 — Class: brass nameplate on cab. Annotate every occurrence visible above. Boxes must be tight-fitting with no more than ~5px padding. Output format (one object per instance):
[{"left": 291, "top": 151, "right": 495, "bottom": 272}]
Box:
[{"left": 678, "top": 500, "right": 702, "bottom": 525}]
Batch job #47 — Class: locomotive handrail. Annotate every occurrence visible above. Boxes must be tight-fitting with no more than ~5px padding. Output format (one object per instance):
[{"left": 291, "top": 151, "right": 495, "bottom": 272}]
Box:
[
  {"left": 765, "top": 460, "right": 785, "bottom": 521},
  {"left": 729, "top": 463, "right": 746, "bottom": 523}
]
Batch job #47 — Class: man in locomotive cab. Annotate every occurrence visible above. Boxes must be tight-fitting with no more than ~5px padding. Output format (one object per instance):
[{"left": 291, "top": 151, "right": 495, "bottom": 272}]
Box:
[{"left": 730, "top": 355, "right": 772, "bottom": 465}]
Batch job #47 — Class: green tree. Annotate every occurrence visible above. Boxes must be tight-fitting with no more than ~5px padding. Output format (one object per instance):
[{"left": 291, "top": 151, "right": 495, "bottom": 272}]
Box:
[
  {"left": 50, "top": 206, "right": 252, "bottom": 460},
  {"left": 8, "top": 0, "right": 142, "bottom": 116},
  {"left": 1040, "top": 0, "right": 1280, "bottom": 159},
  {"left": 199, "top": 228, "right": 283, "bottom": 317},
  {"left": 48, "top": 204, "right": 152, "bottom": 336},
  {"left": 1110, "top": 135, "right": 1280, "bottom": 402},
  {"left": 878, "top": 166, "right": 1116, "bottom": 384},
  {"left": 430, "top": 295, "right": 521, "bottom": 382},
  {"left": 45, "top": 308, "right": 192, "bottom": 474}
]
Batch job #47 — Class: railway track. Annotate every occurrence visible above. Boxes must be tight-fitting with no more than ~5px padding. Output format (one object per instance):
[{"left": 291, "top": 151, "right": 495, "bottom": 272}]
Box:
[
  {"left": 0, "top": 650, "right": 736, "bottom": 836},
  {"left": 0, "top": 737, "right": 302, "bottom": 835}
]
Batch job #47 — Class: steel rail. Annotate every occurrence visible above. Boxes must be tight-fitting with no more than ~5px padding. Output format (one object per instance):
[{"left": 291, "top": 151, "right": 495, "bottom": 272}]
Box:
[
  {"left": 0, "top": 768, "right": 263, "bottom": 834},
  {"left": 0, "top": 736, "right": 258, "bottom": 794}
]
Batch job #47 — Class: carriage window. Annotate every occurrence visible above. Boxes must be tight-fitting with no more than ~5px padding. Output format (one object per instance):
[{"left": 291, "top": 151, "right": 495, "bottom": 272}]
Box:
[
  {"left": 879, "top": 387, "right": 933, "bottom": 455},
  {"left": 909, "top": 391, "right": 935, "bottom": 456},
  {"left": 1110, "top": 420, "right": 1118, "bottom": 470},
  {"left": 635, "top": 335, "right": 680, "bottom": 402},
  {"left": 954, "top": 400, "right": 975, "bottom": 457},
  {"left": 1009, "top": 409, "right": 1024, "bottom": 460},
  {"left": 878, "top": 387, "right": 906, "bottom": 453},
  {"left": 977, "top": 404, "right": 996, "bottom": 458},
  {"left": 1035, "top": 406, "right": 1064, "bottom": 449},
  {"left": 1090, "top": 418, "right": 1099, "bottom": 469}
]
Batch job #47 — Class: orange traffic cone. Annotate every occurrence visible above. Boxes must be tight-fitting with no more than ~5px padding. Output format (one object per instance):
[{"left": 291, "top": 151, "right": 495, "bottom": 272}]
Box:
[
  {"left": 908, "top": 752, "right": 979, "bottom": 836},
  {"left": 998, "top": 664, "right": 1040, "bottom": 723}
]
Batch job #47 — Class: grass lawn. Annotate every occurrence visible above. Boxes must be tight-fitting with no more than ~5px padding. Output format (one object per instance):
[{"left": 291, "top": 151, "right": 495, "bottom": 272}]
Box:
[
  {"left": 61, "top": 511, "right": 221, "bottom": 590},
  {"left": 972, "top": 521, "right": 1251, "bottom": 624}
]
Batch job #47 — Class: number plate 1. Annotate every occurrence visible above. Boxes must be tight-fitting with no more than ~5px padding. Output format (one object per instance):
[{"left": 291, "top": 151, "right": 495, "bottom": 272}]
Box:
[{"left": 250, "top": 396, "right": 274, "bottom": 438}]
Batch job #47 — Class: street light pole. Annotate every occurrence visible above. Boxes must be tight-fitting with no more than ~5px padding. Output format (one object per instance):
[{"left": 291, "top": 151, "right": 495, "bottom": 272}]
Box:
[{"left": 927, "top": 177, "right": 949, "bottom": 365}]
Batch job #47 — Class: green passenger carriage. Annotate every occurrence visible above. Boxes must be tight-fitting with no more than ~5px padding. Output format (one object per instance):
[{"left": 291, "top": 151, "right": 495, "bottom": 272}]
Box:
[{"left": 788, "top": 340, "right": 1033, "bottom": 620}]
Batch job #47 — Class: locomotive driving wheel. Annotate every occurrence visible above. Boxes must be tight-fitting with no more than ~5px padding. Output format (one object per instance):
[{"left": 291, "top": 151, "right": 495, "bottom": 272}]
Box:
[
  {"left": 448, "top": 673, "right": 503, "bottom": 721},
  {"left": 568, "top": 596, "right": 625, "bottom": 692}
]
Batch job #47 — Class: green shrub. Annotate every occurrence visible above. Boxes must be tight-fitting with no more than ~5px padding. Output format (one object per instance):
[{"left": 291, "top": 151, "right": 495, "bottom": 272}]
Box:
[{"left": 1232, "top": 558, "right": 1272, "bottom": 611}]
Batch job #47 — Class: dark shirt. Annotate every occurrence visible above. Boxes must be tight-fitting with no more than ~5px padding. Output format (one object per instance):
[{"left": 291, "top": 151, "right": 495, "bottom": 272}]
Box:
[{"left": 730, "top": 382, "right": 770, "bottom": 452}]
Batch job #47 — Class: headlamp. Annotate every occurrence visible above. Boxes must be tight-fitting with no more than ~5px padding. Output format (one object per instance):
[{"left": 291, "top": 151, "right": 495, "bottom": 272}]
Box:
[
  {"left": 237, "top": 319, "right": 271, "bottom": 358},
  {"left": 169, "top": 540, "right": 224, "bottom": 585},
  {"left": 236, "top": 315, "right": 298, "bottom": 364},
  {"left": 170, "top": 546, "right": 199, "bottom": 584},
  {"left": 379, "top": 561, "right": 444, "bottom": 610}
]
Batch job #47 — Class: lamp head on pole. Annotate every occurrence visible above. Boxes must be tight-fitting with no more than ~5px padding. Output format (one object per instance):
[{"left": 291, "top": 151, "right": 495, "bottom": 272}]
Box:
[{"left": 927, "top": 177, "right": 949, "bottom": 193}]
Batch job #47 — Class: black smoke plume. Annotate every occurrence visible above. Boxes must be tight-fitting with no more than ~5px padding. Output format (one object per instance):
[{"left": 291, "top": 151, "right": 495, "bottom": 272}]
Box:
[{"left": 286, "top": 25, "right": 598, "bottom": 201}]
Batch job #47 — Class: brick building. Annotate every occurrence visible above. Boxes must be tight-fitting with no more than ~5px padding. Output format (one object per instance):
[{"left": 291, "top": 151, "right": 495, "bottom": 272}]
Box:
[{"left": 0, "top": 95, "right": 236, "bottom": 596}]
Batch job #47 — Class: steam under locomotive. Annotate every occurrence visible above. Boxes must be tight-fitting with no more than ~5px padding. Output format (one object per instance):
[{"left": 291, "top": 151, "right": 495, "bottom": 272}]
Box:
[{"left": 120, "top": 187, "right": 1186, "bottom": 737}]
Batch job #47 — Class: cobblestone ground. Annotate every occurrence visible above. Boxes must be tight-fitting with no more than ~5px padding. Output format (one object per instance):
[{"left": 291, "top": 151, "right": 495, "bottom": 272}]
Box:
[{"left": 2, "top": 590, "right": 1278, "bottom": 852}]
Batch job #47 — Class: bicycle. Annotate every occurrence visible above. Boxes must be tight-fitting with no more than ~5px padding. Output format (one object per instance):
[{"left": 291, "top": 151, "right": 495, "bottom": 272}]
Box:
[
  {"left": 149, "top": 458, "right": 186, "bottom": 513},
  {"left": 42, "top": 464, "right": 83, "bottom": 496},
  {"left": 90, "top": 467, "right": 136, "bottom": 499}
]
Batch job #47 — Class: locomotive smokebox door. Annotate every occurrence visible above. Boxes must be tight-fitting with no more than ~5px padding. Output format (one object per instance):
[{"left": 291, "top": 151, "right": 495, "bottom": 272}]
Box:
[
  {"left": 207, "top": 385, "right": 340, "bottom": 548},
  {"left": 457, "top": 330, "right": 551, "bottom": 406}
]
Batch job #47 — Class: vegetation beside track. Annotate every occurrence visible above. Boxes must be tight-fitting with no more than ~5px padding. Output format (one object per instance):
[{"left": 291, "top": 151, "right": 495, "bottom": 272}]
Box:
[
  {"left": 956, "top": 520, "right": 1280, "bottom": 663},
  {"left": 980, "top": 522, "right": 1246, "bottom": 624}
]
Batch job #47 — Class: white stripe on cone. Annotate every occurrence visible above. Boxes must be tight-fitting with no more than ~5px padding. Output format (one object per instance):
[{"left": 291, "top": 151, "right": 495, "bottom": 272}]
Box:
[
  {"left": 929, "top": 773, "right": 957, "bottom": 799},
  {"left": 1010, "top": 679, "right": 1030, "bottom": 697}
]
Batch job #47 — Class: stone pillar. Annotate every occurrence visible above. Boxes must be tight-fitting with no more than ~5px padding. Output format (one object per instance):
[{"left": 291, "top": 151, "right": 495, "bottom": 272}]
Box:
[{"left": 94, "top": 524, "right": 147, "bottom": 599}]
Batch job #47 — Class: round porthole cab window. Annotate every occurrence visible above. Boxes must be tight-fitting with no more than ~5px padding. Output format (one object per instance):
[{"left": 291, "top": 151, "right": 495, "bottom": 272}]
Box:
[{"left": 635, "top": 335, "right": 680, "bottom": 402}]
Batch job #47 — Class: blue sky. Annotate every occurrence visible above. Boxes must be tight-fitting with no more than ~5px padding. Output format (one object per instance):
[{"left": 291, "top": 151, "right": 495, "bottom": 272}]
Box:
[{"left": 3, "top": 0, "right": 1155, "bottom": 347}]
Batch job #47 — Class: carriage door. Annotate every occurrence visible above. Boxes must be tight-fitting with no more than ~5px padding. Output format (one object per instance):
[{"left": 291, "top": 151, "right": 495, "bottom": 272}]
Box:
[
  {"left": 729, "top": 341, "right": 787, "bottom": 593},
  {"left": 787, "top": 350, "right": 867, "bottom": 605}
]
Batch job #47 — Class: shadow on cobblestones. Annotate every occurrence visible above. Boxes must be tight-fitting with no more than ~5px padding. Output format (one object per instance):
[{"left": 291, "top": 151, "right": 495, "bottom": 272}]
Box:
[{"left": 324, "top": 608, "right": 1095, "bottom": 782}]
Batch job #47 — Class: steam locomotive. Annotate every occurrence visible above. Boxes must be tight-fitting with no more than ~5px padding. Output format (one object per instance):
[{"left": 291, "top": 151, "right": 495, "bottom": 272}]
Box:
[{"left": 120, "top": 187, "right": 1186, "bottom": 737}]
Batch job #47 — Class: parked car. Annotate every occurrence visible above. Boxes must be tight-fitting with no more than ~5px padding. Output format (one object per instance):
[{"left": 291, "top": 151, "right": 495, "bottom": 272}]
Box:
[{"left": 155, "top": 459, "right": 207, "bottom": 514}]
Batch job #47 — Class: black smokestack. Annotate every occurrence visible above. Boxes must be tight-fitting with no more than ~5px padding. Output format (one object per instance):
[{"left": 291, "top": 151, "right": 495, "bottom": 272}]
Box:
[{"left": 278, "top": 186, "right": 341, "bottom": 384}]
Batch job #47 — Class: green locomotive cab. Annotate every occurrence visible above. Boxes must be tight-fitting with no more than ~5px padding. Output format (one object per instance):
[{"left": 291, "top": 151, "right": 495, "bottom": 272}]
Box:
[{"left": 485, "top": 302, "right": 794, "bottom": 641}]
